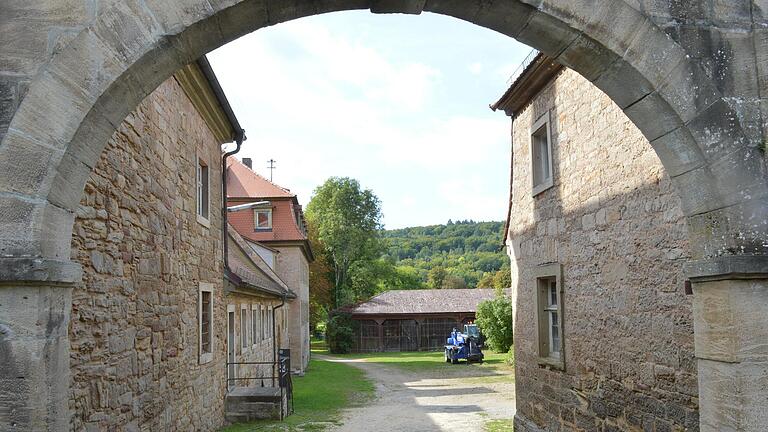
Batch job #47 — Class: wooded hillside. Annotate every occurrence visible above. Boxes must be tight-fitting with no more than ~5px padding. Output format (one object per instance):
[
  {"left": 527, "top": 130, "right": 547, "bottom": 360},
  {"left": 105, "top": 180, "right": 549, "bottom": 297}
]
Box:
[{"left": 381, "top": 220, "right": 509, "bottom": 289}]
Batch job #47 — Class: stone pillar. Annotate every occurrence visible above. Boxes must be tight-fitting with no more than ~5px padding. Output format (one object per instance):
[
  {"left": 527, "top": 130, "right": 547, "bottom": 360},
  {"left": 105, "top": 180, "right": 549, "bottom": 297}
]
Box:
[
  {"left": 0, "top": 259, "right": 80, "bottom": 431},
  {"left": 686, "top": 257, "right": 768, "bottom": 432}
]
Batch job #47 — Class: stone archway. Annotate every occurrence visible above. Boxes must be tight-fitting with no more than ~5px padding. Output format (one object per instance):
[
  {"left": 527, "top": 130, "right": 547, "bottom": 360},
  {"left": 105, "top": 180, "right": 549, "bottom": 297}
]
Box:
[{"left": 0, "top": 1, "right": 766, "bottom": 431}]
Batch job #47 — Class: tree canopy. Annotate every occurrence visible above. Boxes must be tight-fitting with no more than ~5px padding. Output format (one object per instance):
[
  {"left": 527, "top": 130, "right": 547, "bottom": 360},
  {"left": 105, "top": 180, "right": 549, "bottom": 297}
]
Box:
[
  {"left": 306, "top": 179, "right": 511, "bottom": 322},
  {"left": 381, "top": 220, "right": 508, "bottom": 289},
  {"left": 305, "top": 177, "right": 383, "bottom": 308}
]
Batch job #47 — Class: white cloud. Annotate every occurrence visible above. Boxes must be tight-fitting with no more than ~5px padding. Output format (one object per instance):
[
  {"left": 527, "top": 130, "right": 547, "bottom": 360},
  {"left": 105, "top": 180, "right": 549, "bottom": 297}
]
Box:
[
  {"left": 468, "top": 62, "right": 483, "bottom": 75},
  {"left": 208, "top": 12, "right": 518, "bottom": 227}
]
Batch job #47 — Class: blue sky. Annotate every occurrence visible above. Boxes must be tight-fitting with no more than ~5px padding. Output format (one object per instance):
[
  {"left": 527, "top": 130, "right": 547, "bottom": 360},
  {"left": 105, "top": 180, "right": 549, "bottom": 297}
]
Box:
[{"left": 209, "top": 11, "right": 531, "bottom": 229}]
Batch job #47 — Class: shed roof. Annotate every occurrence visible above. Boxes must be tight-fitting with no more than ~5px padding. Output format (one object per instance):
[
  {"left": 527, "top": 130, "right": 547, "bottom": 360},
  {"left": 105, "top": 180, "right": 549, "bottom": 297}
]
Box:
[{"left": 340, "top": 289, "right": 503, "bottom": 315}]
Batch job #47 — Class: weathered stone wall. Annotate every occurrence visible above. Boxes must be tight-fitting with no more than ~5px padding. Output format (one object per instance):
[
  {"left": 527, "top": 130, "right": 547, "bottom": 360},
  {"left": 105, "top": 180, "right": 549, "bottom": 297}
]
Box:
[
  {"left": 509, "top": 68, "right": 698, "bottom": 431},
  {"left": 274, "top": 247, "right": 310, "bottom": 372},
  {"left": 69, "top": 77, "right": 228, "bottom": 431}
]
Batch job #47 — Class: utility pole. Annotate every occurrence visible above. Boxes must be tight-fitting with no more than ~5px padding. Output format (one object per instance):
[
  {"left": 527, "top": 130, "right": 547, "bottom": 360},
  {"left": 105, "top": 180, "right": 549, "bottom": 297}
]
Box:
[{"left": 267, "top": 159, "right": 276, "bottom": 182}]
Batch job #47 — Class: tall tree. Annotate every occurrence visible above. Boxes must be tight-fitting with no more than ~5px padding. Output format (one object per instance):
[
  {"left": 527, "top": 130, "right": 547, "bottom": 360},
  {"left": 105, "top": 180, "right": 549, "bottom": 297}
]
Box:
[
  {"left": 306, "top": 177, "right": 382, "bottom": 308},
  {"left": 307, "top": 220, "right": 334, "bottom": 328}
]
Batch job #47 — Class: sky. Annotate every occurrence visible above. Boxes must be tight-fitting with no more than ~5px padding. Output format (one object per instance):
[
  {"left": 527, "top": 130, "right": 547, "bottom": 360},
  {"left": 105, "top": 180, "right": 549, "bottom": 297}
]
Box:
[{"left": 209, "top": 10, "right": 531, "bottom": 229}]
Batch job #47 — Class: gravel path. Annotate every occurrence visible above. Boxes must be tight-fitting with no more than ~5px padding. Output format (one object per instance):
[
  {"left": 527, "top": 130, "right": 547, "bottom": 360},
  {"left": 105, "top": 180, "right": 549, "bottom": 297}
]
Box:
[{"left": 316, "top": 355, "right": 516, "bottom": 432}]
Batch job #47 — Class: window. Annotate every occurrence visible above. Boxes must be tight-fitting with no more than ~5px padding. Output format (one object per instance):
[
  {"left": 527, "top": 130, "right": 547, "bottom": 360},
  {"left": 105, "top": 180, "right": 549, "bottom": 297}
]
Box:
[
  {"left": 267, "top": 307, "right": 273, "bottom": 338},
  {"left": 261, "top": 306, "right": 267, "bottom": 340},
  {"left": 240, "top": 306, "right": 248, "bottom": 350},
  {"left": 251, "top": 305, "right": 259, "bottom": 346},
  {"left": 198, "top": 283, "right": 214, "bottom": 364},
  {"left": 535, "top": 264, "right": 564, "bottom": 369},
  {"left": 196, "top": 158, "right": 210, "bottom": 224},
  {"left": 531, "top": 111, "right": 554, "bottom": 196},
  {"left": 254, "top": 208, "right": 272, "bottom": 230}
]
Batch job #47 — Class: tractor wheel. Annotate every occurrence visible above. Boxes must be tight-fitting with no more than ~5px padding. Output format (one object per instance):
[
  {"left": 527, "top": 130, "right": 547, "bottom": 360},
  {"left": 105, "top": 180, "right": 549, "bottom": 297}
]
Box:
[{"left": 451, "top": 355, "right": 459, "bottom": 364}]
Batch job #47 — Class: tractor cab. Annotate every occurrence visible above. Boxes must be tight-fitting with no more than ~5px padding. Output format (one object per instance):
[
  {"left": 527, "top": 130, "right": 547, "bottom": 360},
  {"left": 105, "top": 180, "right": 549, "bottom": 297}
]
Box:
[
  {"left": 464, "top": 324, "right": 480, "bottom": 339},
  {"left": 444, "top": 324, "right": 484, "bottom": 364}
]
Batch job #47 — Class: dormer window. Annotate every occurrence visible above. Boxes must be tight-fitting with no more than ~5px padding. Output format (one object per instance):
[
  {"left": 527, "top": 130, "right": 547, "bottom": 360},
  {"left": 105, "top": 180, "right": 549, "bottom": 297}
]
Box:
[{"left": 255, "top": 208, "right": 272, "bottom": 230}]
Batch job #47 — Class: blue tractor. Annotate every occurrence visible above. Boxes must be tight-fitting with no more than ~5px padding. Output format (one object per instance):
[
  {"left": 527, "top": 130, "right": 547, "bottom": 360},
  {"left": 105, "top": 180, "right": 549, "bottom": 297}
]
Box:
[{"left": 444, "top": 324, "right": 484, "bottom": 364}]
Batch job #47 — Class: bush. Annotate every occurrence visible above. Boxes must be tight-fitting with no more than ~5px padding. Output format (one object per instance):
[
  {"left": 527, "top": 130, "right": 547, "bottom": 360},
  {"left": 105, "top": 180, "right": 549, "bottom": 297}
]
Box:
[
  {"left": 326, "top": 313, "right": 355, "bottom": 354},
  {"left": 505, "top": 345, "right": 515, "bottom": 366},
  {"left": 475, "top": 296, "right": 514, "bottom": 352}
]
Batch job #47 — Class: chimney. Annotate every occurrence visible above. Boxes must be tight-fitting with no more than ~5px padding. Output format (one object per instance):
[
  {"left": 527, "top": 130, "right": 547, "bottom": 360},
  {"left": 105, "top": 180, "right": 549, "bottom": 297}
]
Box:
[{"left": 242, "top": 158, "right": 252, "bottom": 169}]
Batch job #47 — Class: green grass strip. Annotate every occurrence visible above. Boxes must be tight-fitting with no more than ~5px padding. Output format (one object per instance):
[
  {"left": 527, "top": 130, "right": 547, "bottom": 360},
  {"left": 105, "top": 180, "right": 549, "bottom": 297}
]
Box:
[{"left": 220, "top": 358, "right": 374, "bottom": 432}]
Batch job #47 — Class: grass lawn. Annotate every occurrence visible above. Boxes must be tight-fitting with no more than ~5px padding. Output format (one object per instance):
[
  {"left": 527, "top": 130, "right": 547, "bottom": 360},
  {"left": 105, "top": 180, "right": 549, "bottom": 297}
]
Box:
[
  {"left": 484, "top": 418, "right": 515, "bottom": 432},
  {"left": 313, "top": 336, "right": 514, "bottom": 378},
  {"left": 220, "top": 357, "right": 374, "bottom": 432}
]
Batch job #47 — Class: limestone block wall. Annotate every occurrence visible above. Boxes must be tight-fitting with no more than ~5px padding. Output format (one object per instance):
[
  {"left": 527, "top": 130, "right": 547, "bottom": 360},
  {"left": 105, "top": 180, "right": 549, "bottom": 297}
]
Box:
[
  {"left": 509, "top": 69, "right": 698, "bottom": 431},
  {"left": 69, "top": 77, "right": 227, "bottom": 431},
  {"left": 274, "top": 246, "right": 310, "bottom": 372}
]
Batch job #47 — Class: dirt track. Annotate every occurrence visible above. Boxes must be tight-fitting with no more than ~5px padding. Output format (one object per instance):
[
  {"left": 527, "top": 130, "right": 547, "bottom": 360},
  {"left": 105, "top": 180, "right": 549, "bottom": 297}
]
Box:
[{"left": 318, "top": 355, "right": 516, "bottom": 432}]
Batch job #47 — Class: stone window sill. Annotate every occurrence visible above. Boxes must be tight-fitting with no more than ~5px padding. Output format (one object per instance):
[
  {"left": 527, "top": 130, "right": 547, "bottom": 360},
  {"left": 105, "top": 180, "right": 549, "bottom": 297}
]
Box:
[
  {"left": 199, "top": 352, "right": 213, "bottom": 365},
  {"left": 537, "top": 356, "right": 564, "bottom": 371},
  {"left": 197, "top": 214, "right": 211, "bottom": 229},
  {"left": 532, "top": 178, "right": 554, "bottom": 197}
]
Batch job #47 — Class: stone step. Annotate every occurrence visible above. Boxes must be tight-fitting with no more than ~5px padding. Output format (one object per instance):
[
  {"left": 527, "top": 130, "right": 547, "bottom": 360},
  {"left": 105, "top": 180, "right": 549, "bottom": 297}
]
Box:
[
  {"left": 226, "top": 399, "right": 279, "bottom": 413},
  {"left": 226, "top": 387, "right": 282, "bottom": 402}
]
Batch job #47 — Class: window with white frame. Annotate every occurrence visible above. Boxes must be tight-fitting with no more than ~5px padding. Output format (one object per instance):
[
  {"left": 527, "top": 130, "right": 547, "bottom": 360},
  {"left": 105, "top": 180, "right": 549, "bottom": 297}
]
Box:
[
  {"left": 535, "top": 264, "right": 564, "bottom": 369},
  {"left": 254, "top": 208, "right": 272, "bottom": 230},
  {"left": 251, "top": 304, "right": 259, "bottom": 346},
  {"left": 196, "top": 158, "right": 209, "bottom": 221},
  {"left": 261, "top": 306, "right": 267, "bottom": 340},
  {"left": 531, "top": 111, "right": 554, "bottom": 196},
  {"left": 240, "top": 306, "right": 248, "bottom": 350},
  {"left": 198, "top": 283, "right": 214, "bottom": 364}
]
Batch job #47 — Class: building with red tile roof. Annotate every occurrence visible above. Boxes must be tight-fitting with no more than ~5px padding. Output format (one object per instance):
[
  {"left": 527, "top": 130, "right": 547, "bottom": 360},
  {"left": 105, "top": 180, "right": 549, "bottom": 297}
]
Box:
[{"left": 226, "top": 157, "right": 313, "bottom": 373}]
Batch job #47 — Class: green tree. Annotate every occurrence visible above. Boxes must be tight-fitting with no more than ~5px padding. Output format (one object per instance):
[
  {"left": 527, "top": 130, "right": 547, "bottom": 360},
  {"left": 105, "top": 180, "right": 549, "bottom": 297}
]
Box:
[
  {"left": 477, "top": 272, "right": 495, "bottom": 288},
  {"left": 475, "top": 295, "right": 514, "bottom": 352},
  {"left": 427, "top": 266, "right": 447, "bottom": 289},
  {"left": 492, "top": 265, "right": 512, "bottom": 291},
  {"left": 326, "top": 313, "right": 356, "bottom": 354},
  {"left": 443, "top": 275, "right": 468, "bottom": 289},
  {"left": 307, "top": 219, "right": 334, "bottom": 329},
  {"left": 306, "top": 177, "right": 382, "bottom": 308}
]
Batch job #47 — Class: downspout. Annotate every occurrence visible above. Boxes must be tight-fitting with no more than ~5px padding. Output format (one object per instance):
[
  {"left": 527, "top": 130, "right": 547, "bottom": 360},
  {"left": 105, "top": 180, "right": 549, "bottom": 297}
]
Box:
[
  {"left": 222, "top": 130, "right": 245, "bottom": 270},
  {"left": 195, "top": 54, "right": 246, "bottom": 271},
  {"left": 273, "top": 294, "right": 287, "bottom": 385},
  {"left": 501, "top": 117, "right": 514, "bottom": 252}
]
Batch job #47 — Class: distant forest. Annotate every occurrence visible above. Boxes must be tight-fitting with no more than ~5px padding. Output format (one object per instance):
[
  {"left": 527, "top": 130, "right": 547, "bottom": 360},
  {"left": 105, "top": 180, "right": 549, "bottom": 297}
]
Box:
[{"left": 381, "top": 220, "right": 510, "bottom": 289}]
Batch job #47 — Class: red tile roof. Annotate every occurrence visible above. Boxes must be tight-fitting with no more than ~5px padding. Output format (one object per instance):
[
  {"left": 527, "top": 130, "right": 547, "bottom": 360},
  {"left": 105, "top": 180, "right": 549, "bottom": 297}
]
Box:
[
  {"left": 227, "top": 158, "right": 294, "bottom": 198},
  {"left": 228, "top": 199, "right": 307, "bottom": 242},
  {"left": 226, "top": 157, "right": 310, "bottom": 246}
]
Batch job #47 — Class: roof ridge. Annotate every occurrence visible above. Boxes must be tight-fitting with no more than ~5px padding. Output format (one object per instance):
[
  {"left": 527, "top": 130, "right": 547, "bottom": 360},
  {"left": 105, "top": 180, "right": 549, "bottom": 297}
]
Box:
[{"left": 227, "top": 157, "right": 295, "bottom": 198}]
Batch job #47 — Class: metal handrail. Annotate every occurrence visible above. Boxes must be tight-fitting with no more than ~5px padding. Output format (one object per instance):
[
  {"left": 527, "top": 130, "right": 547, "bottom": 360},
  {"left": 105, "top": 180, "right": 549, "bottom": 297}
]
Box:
[
  {"left": 507, "top": 48, "right": 540, "bottom": 85},
  {"left": 226, "top": 357, "right": 293, "bottom": 419}
]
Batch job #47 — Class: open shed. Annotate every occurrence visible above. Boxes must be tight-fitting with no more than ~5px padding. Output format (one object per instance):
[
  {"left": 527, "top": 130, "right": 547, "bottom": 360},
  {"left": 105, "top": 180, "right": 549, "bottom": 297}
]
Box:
[{"left": 336, "top": 289, "right": 500, "bottom": 353}]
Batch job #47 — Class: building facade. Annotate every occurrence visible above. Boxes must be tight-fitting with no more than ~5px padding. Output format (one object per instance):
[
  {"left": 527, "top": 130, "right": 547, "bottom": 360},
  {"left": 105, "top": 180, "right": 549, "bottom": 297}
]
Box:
[
  {"left": 339, "top": 289, "right": 499, "bottom": 353},
  {"left": 68, "top": 58, "right": 291, "bottom": 431},
  {"left": 227, "top": 160, "right": 313, "bottom": 373},
  {"left": 493, "top": 55, "right": 698, "bottom": 431}
]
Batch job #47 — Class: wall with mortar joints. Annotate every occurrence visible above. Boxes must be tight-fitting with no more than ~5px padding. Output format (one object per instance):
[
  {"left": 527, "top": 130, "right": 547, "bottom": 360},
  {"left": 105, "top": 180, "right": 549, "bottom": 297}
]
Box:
[
  {"left": 68, "top": 76, "right": 228, "bottom": 431},
  {"left": 509, "top": 68, "right": 698, "bottom": 431}
]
